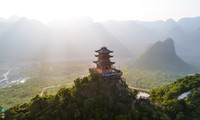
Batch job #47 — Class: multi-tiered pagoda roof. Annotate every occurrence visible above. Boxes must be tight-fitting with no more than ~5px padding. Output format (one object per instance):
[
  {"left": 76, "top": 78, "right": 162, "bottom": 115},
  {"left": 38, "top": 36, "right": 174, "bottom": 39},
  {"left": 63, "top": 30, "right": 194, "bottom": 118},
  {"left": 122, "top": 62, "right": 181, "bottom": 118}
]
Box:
[
  {"left": 92, "top": 46, "right": 122, "bottom": 77},
  {"left": 95, "top": 47, "right": 113, "bottom": 53}
]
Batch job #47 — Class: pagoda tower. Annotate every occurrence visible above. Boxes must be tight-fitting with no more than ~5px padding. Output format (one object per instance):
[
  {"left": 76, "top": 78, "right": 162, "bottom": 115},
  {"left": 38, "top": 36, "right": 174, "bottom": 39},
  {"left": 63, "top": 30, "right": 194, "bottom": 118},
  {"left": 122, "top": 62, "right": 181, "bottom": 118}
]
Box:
[{"left": 93, "top": 46, "right": 122, "bottom": 77}]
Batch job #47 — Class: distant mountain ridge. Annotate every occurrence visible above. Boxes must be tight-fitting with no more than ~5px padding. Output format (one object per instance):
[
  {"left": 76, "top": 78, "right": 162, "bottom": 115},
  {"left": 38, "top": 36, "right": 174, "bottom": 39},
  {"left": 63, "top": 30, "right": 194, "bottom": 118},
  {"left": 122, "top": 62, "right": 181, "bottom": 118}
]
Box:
[
  {"left": 0, "top": 16, "right": 200, "bottom": 61},
  {"left": 132, "top": 38, "right": 197, "bottom": 74}
]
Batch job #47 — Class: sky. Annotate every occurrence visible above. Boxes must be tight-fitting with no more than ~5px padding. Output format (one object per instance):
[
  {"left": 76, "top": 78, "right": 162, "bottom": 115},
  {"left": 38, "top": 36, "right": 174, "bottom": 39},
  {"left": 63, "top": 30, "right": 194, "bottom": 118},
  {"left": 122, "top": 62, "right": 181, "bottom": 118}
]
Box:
[{"left": 0, "top": 0, "right": 200, "bottom": 23}]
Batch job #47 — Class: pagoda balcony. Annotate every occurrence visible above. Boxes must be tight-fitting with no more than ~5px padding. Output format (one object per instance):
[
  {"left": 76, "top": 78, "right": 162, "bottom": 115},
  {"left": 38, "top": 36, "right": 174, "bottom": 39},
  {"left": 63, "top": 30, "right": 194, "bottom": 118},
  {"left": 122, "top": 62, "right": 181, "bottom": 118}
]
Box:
[
  {"left": 93, "top": 61, "right": 115, "bottom": 65},
  {"left": 102, "top": 69, "right": 122, "bottom": 77},
  {"left": 95, "top": 55, "right": 113, "bottom": 58},
  {"left": 91, "top": 68, "right": 122, "bottom": 77}
]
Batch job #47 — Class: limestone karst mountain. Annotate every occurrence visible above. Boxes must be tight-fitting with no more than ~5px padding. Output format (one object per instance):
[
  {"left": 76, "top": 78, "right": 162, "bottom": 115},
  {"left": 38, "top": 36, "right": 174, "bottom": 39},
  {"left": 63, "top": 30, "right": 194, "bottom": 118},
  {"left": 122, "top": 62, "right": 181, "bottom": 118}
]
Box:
[{"left": 132, "top": 38, "right": 197, "bottom": 74}]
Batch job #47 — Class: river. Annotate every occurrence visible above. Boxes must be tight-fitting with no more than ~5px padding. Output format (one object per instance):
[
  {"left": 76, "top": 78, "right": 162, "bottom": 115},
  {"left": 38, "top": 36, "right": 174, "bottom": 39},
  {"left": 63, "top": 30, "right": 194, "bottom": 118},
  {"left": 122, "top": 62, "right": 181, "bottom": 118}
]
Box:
[
  {"left": 0, "top": 67, "right": 30, "bottom": 88},
  {"left": 0, "top": 69, "right": 12, "bottom": 83}
]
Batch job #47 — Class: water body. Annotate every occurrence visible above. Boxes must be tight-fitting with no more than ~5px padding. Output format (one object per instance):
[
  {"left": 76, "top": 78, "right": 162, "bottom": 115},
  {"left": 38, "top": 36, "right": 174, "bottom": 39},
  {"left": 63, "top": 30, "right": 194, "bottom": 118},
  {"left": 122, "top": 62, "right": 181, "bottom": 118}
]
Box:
[
  {"left": 0, "top": 68, "right": 30, "bottom": 88},
  {"left": 0, "top": 61, "right": 43, "bottom": 88},
  {"left": 0, "top": 69, "right": 12, "bottom": 83},
  {"left": 11, "top": 77, "right": 30, "bottom": 84}
]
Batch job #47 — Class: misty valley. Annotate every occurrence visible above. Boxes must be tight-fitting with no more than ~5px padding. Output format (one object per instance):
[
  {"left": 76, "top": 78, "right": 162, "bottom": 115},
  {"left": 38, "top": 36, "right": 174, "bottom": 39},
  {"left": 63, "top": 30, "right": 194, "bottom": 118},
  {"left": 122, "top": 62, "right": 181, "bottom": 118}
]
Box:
[
  {"left": 0, "top": 16, "right": 200, "bottom": 120},
  {"left": 0, "top": 60, "right": 89, "bottom": 108}
]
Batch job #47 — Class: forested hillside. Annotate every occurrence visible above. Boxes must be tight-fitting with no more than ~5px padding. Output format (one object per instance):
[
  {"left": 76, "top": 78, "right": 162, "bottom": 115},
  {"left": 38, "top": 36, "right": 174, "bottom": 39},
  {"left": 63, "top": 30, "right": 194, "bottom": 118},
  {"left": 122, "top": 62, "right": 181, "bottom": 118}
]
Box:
[
  {"left": 4, "top": 71, "right": 167, "bottom": 120},
  {"left": 150, "top": 74, "right": 200, "bottom": 120},
  {"left": 4, "top": 72, "right": 200, "bottom": 120}
]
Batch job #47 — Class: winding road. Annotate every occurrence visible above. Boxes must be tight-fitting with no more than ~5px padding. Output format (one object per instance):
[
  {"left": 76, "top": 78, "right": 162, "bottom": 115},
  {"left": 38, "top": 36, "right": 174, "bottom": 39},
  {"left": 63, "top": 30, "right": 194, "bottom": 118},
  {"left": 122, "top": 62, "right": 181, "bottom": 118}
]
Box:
[
  {"left": 40, "top": 83, "right": 73, "bottom": 96},
  {"left": 40, "top": 82, "right": 149, "bottom": 96},
  {"left": 128, "top": 86, "right": 149, "bottom": 92}
]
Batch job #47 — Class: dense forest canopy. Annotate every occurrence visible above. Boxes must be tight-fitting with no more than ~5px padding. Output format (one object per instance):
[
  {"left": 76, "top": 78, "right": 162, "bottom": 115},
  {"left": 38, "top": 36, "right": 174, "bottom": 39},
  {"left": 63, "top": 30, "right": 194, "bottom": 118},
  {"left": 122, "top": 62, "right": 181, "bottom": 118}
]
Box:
[
  {"left": 4, "top": 70, "right": 200, "bottom": 120},
  {"left": 4, "top": 71, "right": 168, "bottom": 120}
]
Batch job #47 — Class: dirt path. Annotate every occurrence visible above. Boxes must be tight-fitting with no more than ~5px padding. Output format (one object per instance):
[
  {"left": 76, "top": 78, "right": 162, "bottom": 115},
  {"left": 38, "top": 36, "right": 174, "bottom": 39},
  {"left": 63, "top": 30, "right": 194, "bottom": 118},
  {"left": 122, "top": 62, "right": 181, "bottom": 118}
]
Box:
[
  {"left": 40, "top": 83, "right": 73, "bottom": 96},
  {"left": 40, "top": 82, "right": 149, "bottom": 97},
  {"left": 128, "top": 86, "right": 149, "bottom": 92}
]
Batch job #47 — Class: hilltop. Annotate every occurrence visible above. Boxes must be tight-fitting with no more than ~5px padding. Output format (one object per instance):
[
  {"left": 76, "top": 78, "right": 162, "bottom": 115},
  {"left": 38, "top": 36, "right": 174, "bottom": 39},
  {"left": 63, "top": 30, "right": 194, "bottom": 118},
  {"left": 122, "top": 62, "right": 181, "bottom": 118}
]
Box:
[
  {"left": 5, "top": 71, "right": 167, "bottom": 120},
  {"left": 3, "top": 70, "right": 200, "bottom": 120}
]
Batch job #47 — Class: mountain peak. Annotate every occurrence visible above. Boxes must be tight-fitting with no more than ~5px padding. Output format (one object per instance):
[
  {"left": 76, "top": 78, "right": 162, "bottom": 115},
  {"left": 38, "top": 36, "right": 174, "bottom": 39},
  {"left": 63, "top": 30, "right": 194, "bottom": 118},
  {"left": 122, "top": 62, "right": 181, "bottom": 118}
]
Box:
[
  {"left": 166, "top": 19, "right": 176, "bottom": 25},
  {"left": 164, "top": 38, "right": 174, "bottom": 43},
  {"left": 148, "top": 38, "right": 176, "bottom": 57},
  {"left": 155, "top": 38, "right": 174, "bottom": 46},
  {"left": 132, "top": 38, "right": 196, "bottom": 74}
]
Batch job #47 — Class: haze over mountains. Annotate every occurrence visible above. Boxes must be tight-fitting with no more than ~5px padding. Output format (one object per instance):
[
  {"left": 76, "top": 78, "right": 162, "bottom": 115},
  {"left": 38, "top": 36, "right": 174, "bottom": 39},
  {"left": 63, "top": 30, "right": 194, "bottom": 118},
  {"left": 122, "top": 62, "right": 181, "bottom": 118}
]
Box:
[
  {"left": 132, "top": 38, "right": 197, "bottom": 74},
  {"left": 0, "top": 16, "right": 200, "bottom": 62}
]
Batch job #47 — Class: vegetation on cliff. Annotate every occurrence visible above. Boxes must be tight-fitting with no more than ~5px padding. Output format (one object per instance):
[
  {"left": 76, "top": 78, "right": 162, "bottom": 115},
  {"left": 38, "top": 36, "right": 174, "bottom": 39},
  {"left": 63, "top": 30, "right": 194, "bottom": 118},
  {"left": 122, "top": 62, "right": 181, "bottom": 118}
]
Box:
[
  {"left": 5, "top": 71, "right": 167, "bottom": 120},
  {"left": 150, "top": 74, "right": 200, "bottom": 120}
]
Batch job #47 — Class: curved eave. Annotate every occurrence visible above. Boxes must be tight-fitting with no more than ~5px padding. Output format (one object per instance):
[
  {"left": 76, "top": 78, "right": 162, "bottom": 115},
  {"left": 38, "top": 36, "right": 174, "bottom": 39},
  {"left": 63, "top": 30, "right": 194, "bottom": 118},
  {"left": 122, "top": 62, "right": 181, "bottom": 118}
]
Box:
[
  {"left": 95, "top": 50, "right": 113, "bottom": 53},
  {"left": 95, "top": 55, "right": 113, "bottom": 57},
  {"left": 95, "top": 47, "right": 113, "bottom": 53},
  {"left": 93, "top": 61, "right": 115, "bottom": 65}
]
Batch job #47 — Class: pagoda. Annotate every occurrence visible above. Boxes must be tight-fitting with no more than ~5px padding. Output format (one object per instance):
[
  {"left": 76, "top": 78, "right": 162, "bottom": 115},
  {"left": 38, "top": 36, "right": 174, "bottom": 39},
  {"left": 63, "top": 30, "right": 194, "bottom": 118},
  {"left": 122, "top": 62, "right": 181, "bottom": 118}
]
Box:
[{"left": 92, "top": 46, "right": 122, "bottom": 77}]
